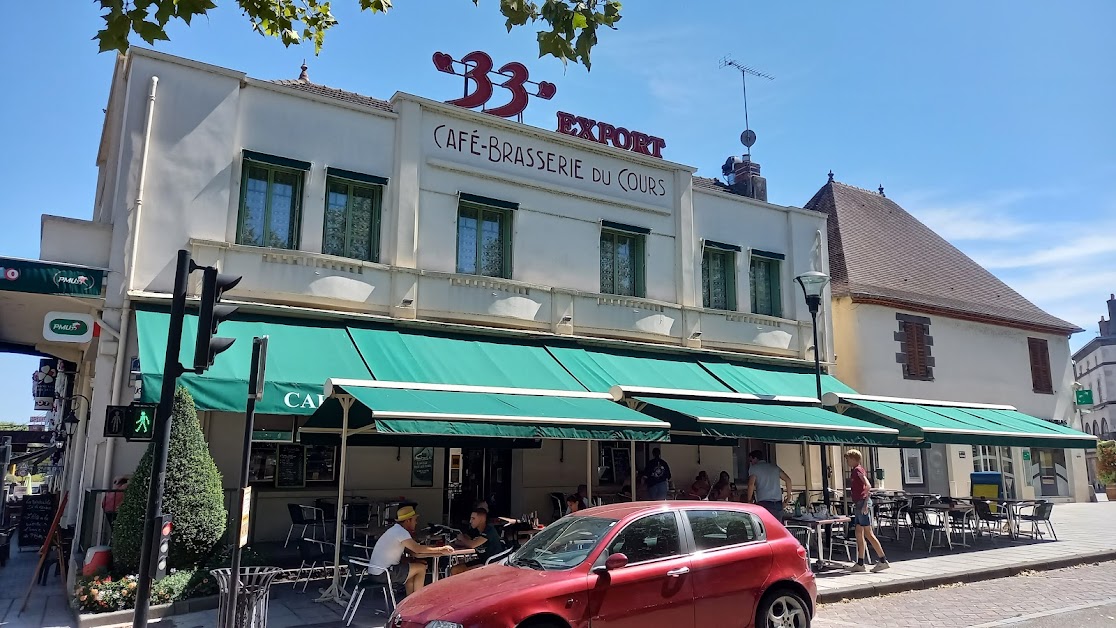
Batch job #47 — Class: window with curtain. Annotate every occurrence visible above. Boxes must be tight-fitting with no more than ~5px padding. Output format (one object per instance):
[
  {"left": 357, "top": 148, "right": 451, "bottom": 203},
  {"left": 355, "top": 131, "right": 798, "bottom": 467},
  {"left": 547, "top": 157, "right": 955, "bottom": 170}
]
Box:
[
  {"left": 702, "top": 247, "right": 736, "bottom": 310},
  {"left": 323, "top": 177, "right": 382, "bottom": 262},
  {"left": 237, "top": 161, "right": 304, "bottom": 249},
  {"left": 600, "top": 229, "right": 645, "bottom": 297},
  {"left": 456, "top": 201, "right": 512, "bottom": 278},
  {"left": 749, "top": 254, "right": 782, "bottom": 317}
]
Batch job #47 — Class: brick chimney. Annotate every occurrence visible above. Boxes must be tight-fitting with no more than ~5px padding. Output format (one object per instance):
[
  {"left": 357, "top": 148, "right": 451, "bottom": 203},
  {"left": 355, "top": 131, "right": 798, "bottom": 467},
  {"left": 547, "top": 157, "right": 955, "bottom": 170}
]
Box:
[{"left": 721, "top": 155, "right": 768, "bottom": 201}]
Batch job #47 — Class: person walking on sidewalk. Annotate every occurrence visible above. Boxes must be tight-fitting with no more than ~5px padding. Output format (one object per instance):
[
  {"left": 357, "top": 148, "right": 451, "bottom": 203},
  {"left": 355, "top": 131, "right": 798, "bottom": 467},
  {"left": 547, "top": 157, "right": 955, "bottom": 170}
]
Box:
[{"left": 845, "top": 449, "right": 890, "bottom": 573}]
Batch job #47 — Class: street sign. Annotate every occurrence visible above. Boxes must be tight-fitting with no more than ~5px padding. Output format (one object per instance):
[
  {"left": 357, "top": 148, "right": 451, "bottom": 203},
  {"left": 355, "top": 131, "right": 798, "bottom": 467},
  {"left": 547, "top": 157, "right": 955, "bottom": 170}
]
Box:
[
  {"left": 1076, "top": 389, "right": 1094, "bottom": 406},
  {"left": 125, "top": 404, "right": 158, "bottom": 441},
  {"left": 104, "top": 405, "right": 128, "bottom": 438},
  {"left": 1022, "top": 450, "right": 1032, "bottom": 461},
  {"left": 42, "top": 311, "right": 95, "bottom": 343},
  {"left": 238, "top": 487, "right": 252, "bottom": 548}
]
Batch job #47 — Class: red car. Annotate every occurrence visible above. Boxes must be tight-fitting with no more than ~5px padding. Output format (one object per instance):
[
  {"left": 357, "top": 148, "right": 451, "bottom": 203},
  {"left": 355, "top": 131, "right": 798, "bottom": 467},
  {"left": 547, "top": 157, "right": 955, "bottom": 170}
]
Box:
[{"left": 389, "top": 502, "right": 816, "bottom": 628}]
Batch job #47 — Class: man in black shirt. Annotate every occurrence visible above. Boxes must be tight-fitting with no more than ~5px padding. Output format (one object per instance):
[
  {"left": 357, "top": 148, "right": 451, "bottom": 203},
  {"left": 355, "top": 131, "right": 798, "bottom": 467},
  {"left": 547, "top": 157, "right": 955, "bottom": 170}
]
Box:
[
  {"left": 639, "top": 448, "right": 672, "bottom": 500},
  {"left": 450, "top": 508, "right": 504, "bottom": 574}
]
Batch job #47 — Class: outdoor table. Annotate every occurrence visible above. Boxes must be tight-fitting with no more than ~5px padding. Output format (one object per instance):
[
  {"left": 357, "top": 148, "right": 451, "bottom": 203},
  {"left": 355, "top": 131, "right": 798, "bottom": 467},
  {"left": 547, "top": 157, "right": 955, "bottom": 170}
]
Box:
[
  {"left": 411, "top": 547, "right": 476, "bottom": 582},
  {"left": 915, "top": 503, "right": 976, "bottom": 548},
  {"left": 786, "top": 515, "right": 852, "bottom": 572}
]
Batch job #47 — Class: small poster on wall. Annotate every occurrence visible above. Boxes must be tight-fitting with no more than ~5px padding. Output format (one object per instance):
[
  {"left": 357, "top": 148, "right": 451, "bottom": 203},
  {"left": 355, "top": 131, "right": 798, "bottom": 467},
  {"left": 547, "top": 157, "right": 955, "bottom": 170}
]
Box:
[{"left": 411, "top": 447, "right": 434, "bottom": 488}]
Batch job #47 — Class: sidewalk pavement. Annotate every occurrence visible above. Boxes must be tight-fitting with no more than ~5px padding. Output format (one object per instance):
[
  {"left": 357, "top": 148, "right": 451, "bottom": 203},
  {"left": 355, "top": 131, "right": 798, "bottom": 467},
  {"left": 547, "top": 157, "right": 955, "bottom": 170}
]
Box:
[{"left": 4, "top": 501, "right": 1114, "bottom": 628}]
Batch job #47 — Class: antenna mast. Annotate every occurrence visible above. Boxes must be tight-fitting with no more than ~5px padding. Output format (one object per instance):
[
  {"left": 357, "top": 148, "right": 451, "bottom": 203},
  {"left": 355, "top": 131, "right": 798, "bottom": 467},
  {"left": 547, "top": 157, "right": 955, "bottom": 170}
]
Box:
[{"left": 718, "top": 55, "right": 774, "bottom": 155}]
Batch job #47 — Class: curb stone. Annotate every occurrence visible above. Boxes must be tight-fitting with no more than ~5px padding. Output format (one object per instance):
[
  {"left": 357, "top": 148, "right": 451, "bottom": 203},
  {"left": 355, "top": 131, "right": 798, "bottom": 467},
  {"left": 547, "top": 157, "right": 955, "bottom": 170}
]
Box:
[{"left": 817, "top": 549, "right": 1116, "bottom": 604}]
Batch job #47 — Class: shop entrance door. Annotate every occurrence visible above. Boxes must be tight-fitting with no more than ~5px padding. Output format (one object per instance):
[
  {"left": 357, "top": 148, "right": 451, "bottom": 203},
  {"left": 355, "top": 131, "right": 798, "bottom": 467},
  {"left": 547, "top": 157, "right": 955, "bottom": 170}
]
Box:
[
  {"left": 446, "top": 448, "right": 512, "bottom": 527},
  {"left": 1035, "top": 449, "right": 1068, "bottom": 497}
]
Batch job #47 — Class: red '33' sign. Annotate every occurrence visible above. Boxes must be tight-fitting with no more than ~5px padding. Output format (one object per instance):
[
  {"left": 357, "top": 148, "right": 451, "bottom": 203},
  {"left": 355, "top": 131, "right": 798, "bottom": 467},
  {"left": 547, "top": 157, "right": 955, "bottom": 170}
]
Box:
[{"left": 433, "top": 51, "right": 556, "bottom": 119}]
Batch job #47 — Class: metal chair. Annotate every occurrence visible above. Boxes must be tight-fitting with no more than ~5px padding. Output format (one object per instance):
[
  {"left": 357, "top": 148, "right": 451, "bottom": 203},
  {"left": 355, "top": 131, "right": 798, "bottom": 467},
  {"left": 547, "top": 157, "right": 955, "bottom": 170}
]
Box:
[
  {"left": 1018, "top": 501, "right": 1057, "bottom": 540},
  {"left": 548, "top": 492, "right": 564, "bottom": 521},
  {"left": 342, "top": 561, "right": 397, "bottom": 626},
  {"left": 484, "top": 545, "right": 516, "bottom": 565},
  {"left": 908, "top": 508, "right": 950, "bottom": 553},
  {"left": 293, "top": 538, "right": 333, "bottom": 592},
  {"left": 785, "top": 525, "right": 814, "bottom": 561},
  {"left": 973, "top": 499, "right": 1010, "bottom": 543},
  {"left": 343, "top": 502, "right": 374, "bottom": 543},
  {"left": 285, "top": 504, "right": 324, "bottom": 548}
]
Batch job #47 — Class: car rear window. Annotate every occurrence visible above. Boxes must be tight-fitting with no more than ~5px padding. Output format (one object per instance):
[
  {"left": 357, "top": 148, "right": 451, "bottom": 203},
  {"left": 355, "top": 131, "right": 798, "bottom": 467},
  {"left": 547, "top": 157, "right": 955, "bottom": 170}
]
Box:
[{"left": 685, "top": 509, "right": 766, "bottom": 550}]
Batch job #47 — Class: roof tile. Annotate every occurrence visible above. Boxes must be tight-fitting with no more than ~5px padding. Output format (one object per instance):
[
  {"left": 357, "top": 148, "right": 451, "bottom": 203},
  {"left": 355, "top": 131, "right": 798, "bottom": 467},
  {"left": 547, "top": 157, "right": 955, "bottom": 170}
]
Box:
[{"left": 270, "top": 79, "right": 394, "bottom": 113}]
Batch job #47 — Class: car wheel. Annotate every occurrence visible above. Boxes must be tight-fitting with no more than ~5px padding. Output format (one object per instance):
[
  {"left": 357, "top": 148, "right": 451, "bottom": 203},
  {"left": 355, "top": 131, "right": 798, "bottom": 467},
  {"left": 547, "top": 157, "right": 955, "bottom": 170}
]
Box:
[
  {"left": 517, "top": 618, "right": 568, "bottom": 628},
  {"left": 757, "top": 588, "right": 810, "bottom": 628}
]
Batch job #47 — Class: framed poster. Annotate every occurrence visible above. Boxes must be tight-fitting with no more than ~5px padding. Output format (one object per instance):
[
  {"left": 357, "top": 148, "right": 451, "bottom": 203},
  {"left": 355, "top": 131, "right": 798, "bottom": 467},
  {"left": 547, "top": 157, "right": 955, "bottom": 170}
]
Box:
[
  {"left": 901, "top": 448, "right": 924, "bottom": 485},
  {"left": 411, "top": 447, "right": 434, "bottom": 487}
]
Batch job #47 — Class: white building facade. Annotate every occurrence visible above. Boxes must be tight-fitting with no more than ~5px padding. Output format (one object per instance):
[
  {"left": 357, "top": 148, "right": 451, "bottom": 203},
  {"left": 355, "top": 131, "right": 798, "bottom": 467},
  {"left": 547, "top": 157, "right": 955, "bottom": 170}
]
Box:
[
  {"left": 1071, "top": 295, "right": 1116, "bottom": 491},
  {"left": 39, "top": 49, "right": 841, "bottom": 544}
]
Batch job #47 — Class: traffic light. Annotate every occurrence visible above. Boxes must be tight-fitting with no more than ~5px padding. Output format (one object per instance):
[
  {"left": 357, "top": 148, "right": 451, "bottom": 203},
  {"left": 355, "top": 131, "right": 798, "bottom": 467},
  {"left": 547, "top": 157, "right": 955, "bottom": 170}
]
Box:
[
  {"left": 152, "top": 515, "right": 172, "bottom": 581},
  {"left": 125, "top": 403, "right": 158, "bottom": 441},
  {"left": 193, "top": 266, "right": 242, "bottom": 372}
]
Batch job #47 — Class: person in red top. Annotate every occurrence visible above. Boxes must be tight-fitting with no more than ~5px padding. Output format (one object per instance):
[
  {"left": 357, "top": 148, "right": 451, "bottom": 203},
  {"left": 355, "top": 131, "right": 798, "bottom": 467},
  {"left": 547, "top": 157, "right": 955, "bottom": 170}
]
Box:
[{"left": 844, "top": 450, "right": 889, "bottom": 572}]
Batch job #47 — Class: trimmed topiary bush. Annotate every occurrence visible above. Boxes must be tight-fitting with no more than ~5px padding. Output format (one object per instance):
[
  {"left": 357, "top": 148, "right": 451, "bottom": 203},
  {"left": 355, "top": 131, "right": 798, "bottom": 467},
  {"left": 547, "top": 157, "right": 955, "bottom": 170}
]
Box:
[{"left": 112, "top": 386, "right": 226, "bottom": 573}]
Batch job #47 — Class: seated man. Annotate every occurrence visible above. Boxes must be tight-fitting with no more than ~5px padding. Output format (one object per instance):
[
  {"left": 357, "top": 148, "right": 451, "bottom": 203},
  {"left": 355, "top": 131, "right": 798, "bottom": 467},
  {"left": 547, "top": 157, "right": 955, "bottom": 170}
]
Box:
[
  {"left": 573, "top": 484, "right": 590, "bottom": 510},
  {"left": 565, "top": 494, "right": 581, "bottom": 514},
  {"left": 450, "top": 508, "right": 504, "bottom": 575},
  {"left": 367, "top": 506, "right": 453, "bottom": 595}
]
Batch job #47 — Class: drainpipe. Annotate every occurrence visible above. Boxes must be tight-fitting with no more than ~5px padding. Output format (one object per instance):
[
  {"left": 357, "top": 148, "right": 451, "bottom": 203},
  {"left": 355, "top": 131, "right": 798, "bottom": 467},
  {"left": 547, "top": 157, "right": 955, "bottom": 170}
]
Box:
[{"left": 99, "top": 75, "right": 158, "bottom": 494}]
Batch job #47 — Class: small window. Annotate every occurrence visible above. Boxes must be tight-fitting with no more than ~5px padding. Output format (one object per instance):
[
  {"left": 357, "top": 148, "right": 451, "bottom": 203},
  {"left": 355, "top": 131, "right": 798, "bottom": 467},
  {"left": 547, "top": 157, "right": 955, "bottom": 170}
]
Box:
[
  {"left": 749, "top": 254, "right": 782, "bottom": 317},
  {"left": 237, "top": 159, "right": 305, "bottom": 250},
  {"left": 702, "top": 247, "right": 736, "bottom": 310},
  {"left": 1028, "top": 338, "right": 1053, "bottom": 394},
  {"left": 456, "top": 201, "right": 512, "bottom": 278},
  {"left": 606, "top": 512, "right": 681, "bottom": 564},
  {"left": 685, "top": 510, "right": 764, "bottom": 551},
  {"left": 323, "top": 177, "right": 382, "bottom": 262},
  {"left": 900, "top": 319, "right": 933, "bottom": 380},
  {"left": 600, "top": 229, "right": 645, "bottom": 297}
]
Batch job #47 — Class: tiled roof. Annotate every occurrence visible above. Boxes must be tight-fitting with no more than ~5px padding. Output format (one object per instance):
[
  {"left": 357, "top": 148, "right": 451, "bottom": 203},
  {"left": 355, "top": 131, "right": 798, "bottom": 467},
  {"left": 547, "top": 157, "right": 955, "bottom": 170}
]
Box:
[
  {"left": 270, "top": 79, "right": 394, "bottom": 113},
  {"left": 693, "top": 176, "right": 734, "bottom": 194},
  {"left": 804, "top": 180, "right": 1081, "bottom": 333}
]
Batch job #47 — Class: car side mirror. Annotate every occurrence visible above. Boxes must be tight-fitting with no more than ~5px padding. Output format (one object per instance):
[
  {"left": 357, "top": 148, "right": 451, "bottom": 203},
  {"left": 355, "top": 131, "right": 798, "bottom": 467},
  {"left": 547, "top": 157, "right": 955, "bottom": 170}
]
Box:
[{"left": 603, "top": 553, "right": 628, "bottom": 571}]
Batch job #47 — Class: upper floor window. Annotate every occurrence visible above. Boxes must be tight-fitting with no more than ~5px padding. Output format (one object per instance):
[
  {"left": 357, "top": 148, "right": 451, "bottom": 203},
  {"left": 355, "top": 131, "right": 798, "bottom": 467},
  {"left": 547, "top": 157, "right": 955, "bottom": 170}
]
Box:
[
  {"left": 1027, "top": 338, "right": 1054, "bottom": 394},
  {"left": 323, "top": 168, "right": 386, "bottom": 262},
  {"left": 702, "top": 242, "right": 739, "bottom": 311},
  {"left": 600, "top": 222, "right": 648, "bottom": 297},
  {"left": 456, "top": 193, "right": 515, "bottom": 278},
  {"left": 236, "top": 151, "right": 309, "bottom": 250},
  {"left": 749, "top": 250, "right": 783, "bottom": 317},
  {"left": 897, "top": 313, "right": 934, "bottom": 381}
]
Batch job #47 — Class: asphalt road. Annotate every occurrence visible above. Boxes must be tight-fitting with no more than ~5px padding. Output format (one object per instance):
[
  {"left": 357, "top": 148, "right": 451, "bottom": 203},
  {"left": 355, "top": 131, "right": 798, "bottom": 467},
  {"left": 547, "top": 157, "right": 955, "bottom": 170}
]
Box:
[{"left": 815, "top": 560, "right": 1116, "bottom": 627}]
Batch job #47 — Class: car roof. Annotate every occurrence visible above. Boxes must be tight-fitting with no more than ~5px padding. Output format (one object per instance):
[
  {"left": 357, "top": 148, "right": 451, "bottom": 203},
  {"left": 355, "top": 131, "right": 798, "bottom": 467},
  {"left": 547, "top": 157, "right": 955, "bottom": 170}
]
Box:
[{"left": 576, "top": 500, "right": 769, "bottom": 523}]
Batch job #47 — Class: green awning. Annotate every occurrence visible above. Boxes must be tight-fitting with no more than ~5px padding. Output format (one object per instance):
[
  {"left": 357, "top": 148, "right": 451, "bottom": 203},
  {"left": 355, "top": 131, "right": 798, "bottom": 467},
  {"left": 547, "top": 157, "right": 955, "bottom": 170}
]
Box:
[
  {"left": 700, "top": 361, "right": 855, "bottom": 398},
  {"left": 303, "top": 384, "right": 670, "bottom": 442},
  {"left": 545, "top": 346, "right": 733, "bottom": 393},
  {"left": 348, "top": 327, "right": 585, "bottom": 390},
  {"left": 829, "top": 394, "right": 1097, "bottom": 449},
  {"left": 135, "top": 310, "right": 373, "bottom": 415},
  {"left": 635, "top": 396, "right": 900, "bottom": 446},
  {"left": 0, "top": 257, "right": 104, "bottom": 297}
]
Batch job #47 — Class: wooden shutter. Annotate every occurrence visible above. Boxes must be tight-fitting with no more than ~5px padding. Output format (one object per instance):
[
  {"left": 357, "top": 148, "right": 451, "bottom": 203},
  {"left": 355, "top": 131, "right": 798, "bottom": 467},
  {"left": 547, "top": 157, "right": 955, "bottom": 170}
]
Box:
[
  {"left": 1027, "top": 338, "right": 1053, "bottom": 394},
  {"left": 904, "top": 322, "right": 927, "bottom": 378}
]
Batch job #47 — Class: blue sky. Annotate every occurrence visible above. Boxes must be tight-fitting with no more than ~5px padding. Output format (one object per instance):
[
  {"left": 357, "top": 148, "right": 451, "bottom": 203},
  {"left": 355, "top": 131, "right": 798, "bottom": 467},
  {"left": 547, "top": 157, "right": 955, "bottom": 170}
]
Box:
[{"left": 2, "top": 1, "right": 1114, "bottom": 422}]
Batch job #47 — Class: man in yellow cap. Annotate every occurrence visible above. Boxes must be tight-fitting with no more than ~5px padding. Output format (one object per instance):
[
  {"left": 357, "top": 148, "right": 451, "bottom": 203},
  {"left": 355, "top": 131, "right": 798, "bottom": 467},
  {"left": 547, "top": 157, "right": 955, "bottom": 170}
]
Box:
[{"left": 367, "top": 505, "right": 452, "bottom": 595}]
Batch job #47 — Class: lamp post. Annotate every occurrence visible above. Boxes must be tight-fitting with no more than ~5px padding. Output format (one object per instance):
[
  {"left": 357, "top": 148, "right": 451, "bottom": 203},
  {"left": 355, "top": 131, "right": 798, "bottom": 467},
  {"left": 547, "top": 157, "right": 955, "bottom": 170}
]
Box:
[{"left": 796, "top": 271, "right": 833, "bottom": 513}]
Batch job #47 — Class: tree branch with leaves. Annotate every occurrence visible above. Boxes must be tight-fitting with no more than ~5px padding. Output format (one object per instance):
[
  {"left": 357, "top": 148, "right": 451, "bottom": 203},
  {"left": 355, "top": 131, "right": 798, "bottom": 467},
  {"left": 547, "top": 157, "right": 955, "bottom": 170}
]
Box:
[{"left": 95, "top": 0, "right": 622, "bottom": 70}]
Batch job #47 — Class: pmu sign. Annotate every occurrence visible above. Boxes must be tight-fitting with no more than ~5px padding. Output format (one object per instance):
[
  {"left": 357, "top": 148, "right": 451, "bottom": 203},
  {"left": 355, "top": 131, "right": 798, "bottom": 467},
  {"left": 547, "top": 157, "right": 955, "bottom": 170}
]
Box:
[{"left": 433, "top": 50, "right": 556, "bottom": 120}]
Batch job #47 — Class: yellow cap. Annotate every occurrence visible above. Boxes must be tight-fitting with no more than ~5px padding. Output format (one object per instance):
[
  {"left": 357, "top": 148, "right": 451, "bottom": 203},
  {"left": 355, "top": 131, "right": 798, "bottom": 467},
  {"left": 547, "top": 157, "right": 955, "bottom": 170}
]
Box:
[{"left": 396, "top": 506, "right": 418, "bottom": 522}]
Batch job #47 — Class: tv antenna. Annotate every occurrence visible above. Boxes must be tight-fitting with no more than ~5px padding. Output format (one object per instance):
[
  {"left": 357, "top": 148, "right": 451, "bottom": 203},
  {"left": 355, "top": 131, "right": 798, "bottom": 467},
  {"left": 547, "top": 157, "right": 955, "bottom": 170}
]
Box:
[{"left": 718, "top": 55, "right": 774, "bottom": 153}]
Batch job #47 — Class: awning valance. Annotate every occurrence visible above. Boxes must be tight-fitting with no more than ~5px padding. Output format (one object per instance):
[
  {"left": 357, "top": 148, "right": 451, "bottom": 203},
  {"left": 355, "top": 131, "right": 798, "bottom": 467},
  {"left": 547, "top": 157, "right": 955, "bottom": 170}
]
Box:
[
  {"left": 135, "top": 310, "right": 373, "bottom": 414},
  {"left": 823, "top": 392, "right": 1097, "bottom": 449},
  {"left": 0, "top": 257, "right": 104, "bottom": 298},
  {"left": 303, "top": 380, "right": 671, "bottom": 442},
  {"left": 634, "top": 396, "right": 900, "bottom": 446}
]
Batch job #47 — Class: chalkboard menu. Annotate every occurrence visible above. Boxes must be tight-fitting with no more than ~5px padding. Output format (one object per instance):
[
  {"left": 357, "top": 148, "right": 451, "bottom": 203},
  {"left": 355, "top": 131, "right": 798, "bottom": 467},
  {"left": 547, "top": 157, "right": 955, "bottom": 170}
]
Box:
[
  {"left": 411, "top": 447, "right": 434, "bottom": 487},
  {"left": 18, "top": 494, "right": 56, "bottom": 549},
  {"left": 275, "top": 444, "right": 306, "bottom": 489},
  {"left": 610, "top": 447, "right": 632, "bottom": 486}
]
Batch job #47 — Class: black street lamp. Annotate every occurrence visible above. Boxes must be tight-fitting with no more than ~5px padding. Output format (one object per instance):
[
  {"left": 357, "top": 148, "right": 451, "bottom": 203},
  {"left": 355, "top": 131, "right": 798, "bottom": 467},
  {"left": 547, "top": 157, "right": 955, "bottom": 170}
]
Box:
[
  {"left": 796, "top": 270, "right": 833, "bottom": 513},
  {"left": 62, "top": 411, "right": 81, "bottom": 439}
]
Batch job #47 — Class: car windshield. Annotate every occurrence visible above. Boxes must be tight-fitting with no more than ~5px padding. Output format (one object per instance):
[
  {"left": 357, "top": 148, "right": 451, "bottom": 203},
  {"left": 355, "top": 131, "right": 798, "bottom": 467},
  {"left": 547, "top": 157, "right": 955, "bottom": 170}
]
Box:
[{"left": 509, "top": 515, "right": 617, "bottom": 571}]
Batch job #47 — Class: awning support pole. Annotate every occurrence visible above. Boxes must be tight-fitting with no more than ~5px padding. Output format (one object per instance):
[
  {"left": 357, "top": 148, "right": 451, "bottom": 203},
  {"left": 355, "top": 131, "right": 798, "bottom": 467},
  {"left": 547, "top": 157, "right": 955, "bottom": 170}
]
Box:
[
  {"left": 316, "top": 395, "right": 355, "bottom": 605},
  {"left": 586, "top": 441, "right": 593, "bottom": 504},
  {"left": 630, "top": 441, "right": 637, "bottom": 502}
]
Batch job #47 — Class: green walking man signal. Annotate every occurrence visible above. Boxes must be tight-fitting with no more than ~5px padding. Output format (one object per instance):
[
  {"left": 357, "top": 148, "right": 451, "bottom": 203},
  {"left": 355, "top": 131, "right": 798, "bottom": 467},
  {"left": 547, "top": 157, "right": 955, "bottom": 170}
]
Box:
[{"left": 125, "top": 403, "right": 158, "bottom": 441}]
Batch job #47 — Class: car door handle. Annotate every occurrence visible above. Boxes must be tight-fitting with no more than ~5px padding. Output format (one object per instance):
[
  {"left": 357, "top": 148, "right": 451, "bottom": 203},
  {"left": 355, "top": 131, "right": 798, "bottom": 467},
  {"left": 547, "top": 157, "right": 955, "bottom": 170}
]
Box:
[{"left": 665, "top": 567, "right": 690, "bottom": 577}]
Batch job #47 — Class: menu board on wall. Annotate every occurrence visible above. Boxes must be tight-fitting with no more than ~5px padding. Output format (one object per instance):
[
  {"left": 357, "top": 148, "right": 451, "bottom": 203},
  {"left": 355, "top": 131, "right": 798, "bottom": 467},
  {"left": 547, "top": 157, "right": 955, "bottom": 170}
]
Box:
[
  {"left": 275, "top": 444, "right": 306, "bottom": 489},
  {"left": 18, "top": 493, "right": 56, "bottom": 549},
  {"left": 411, "top": 447, "right": 434, "bottom": 487},
  {"left": 610, "top": 447, "right": 632, "bottom": 487}
]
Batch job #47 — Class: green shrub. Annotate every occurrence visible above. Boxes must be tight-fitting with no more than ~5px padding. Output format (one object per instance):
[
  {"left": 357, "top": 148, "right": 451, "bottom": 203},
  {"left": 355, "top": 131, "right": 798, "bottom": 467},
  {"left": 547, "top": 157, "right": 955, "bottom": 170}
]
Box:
[
  {"left": 1098, "top": 440, "right": 1116, "bottom": 485},
  {"left": 112, "top": 386, "right": 227, "bottom": 573},
  {"left": 74, "top": 571, "right": 193, "bottom": 614}
]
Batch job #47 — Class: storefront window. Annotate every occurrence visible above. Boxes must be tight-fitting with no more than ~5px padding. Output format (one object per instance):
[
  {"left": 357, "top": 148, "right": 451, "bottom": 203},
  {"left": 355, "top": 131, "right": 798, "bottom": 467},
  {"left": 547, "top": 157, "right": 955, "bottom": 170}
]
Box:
[{"left": 972, "top": 445, "right": 1016, "bottom": 498}]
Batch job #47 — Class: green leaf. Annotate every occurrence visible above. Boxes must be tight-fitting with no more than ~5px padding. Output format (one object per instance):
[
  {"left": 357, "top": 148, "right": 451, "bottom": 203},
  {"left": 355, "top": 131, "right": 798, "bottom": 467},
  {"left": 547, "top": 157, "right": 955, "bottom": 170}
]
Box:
[
  {"left": 134, "top": 20, "right": 170, "bottom": 45},
  {"left": 575, "top": 27, "right": 596, "bottom": 70}
]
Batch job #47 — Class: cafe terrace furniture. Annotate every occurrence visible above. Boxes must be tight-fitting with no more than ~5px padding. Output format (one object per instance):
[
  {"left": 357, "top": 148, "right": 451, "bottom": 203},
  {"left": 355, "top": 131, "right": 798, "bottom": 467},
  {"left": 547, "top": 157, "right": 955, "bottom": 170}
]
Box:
[
  {"left": 342, "top": 557, "right": 397, "bottom": 626},
  {"left": 1017, "top": 501, "right": 1057, "bottom": 541}
]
